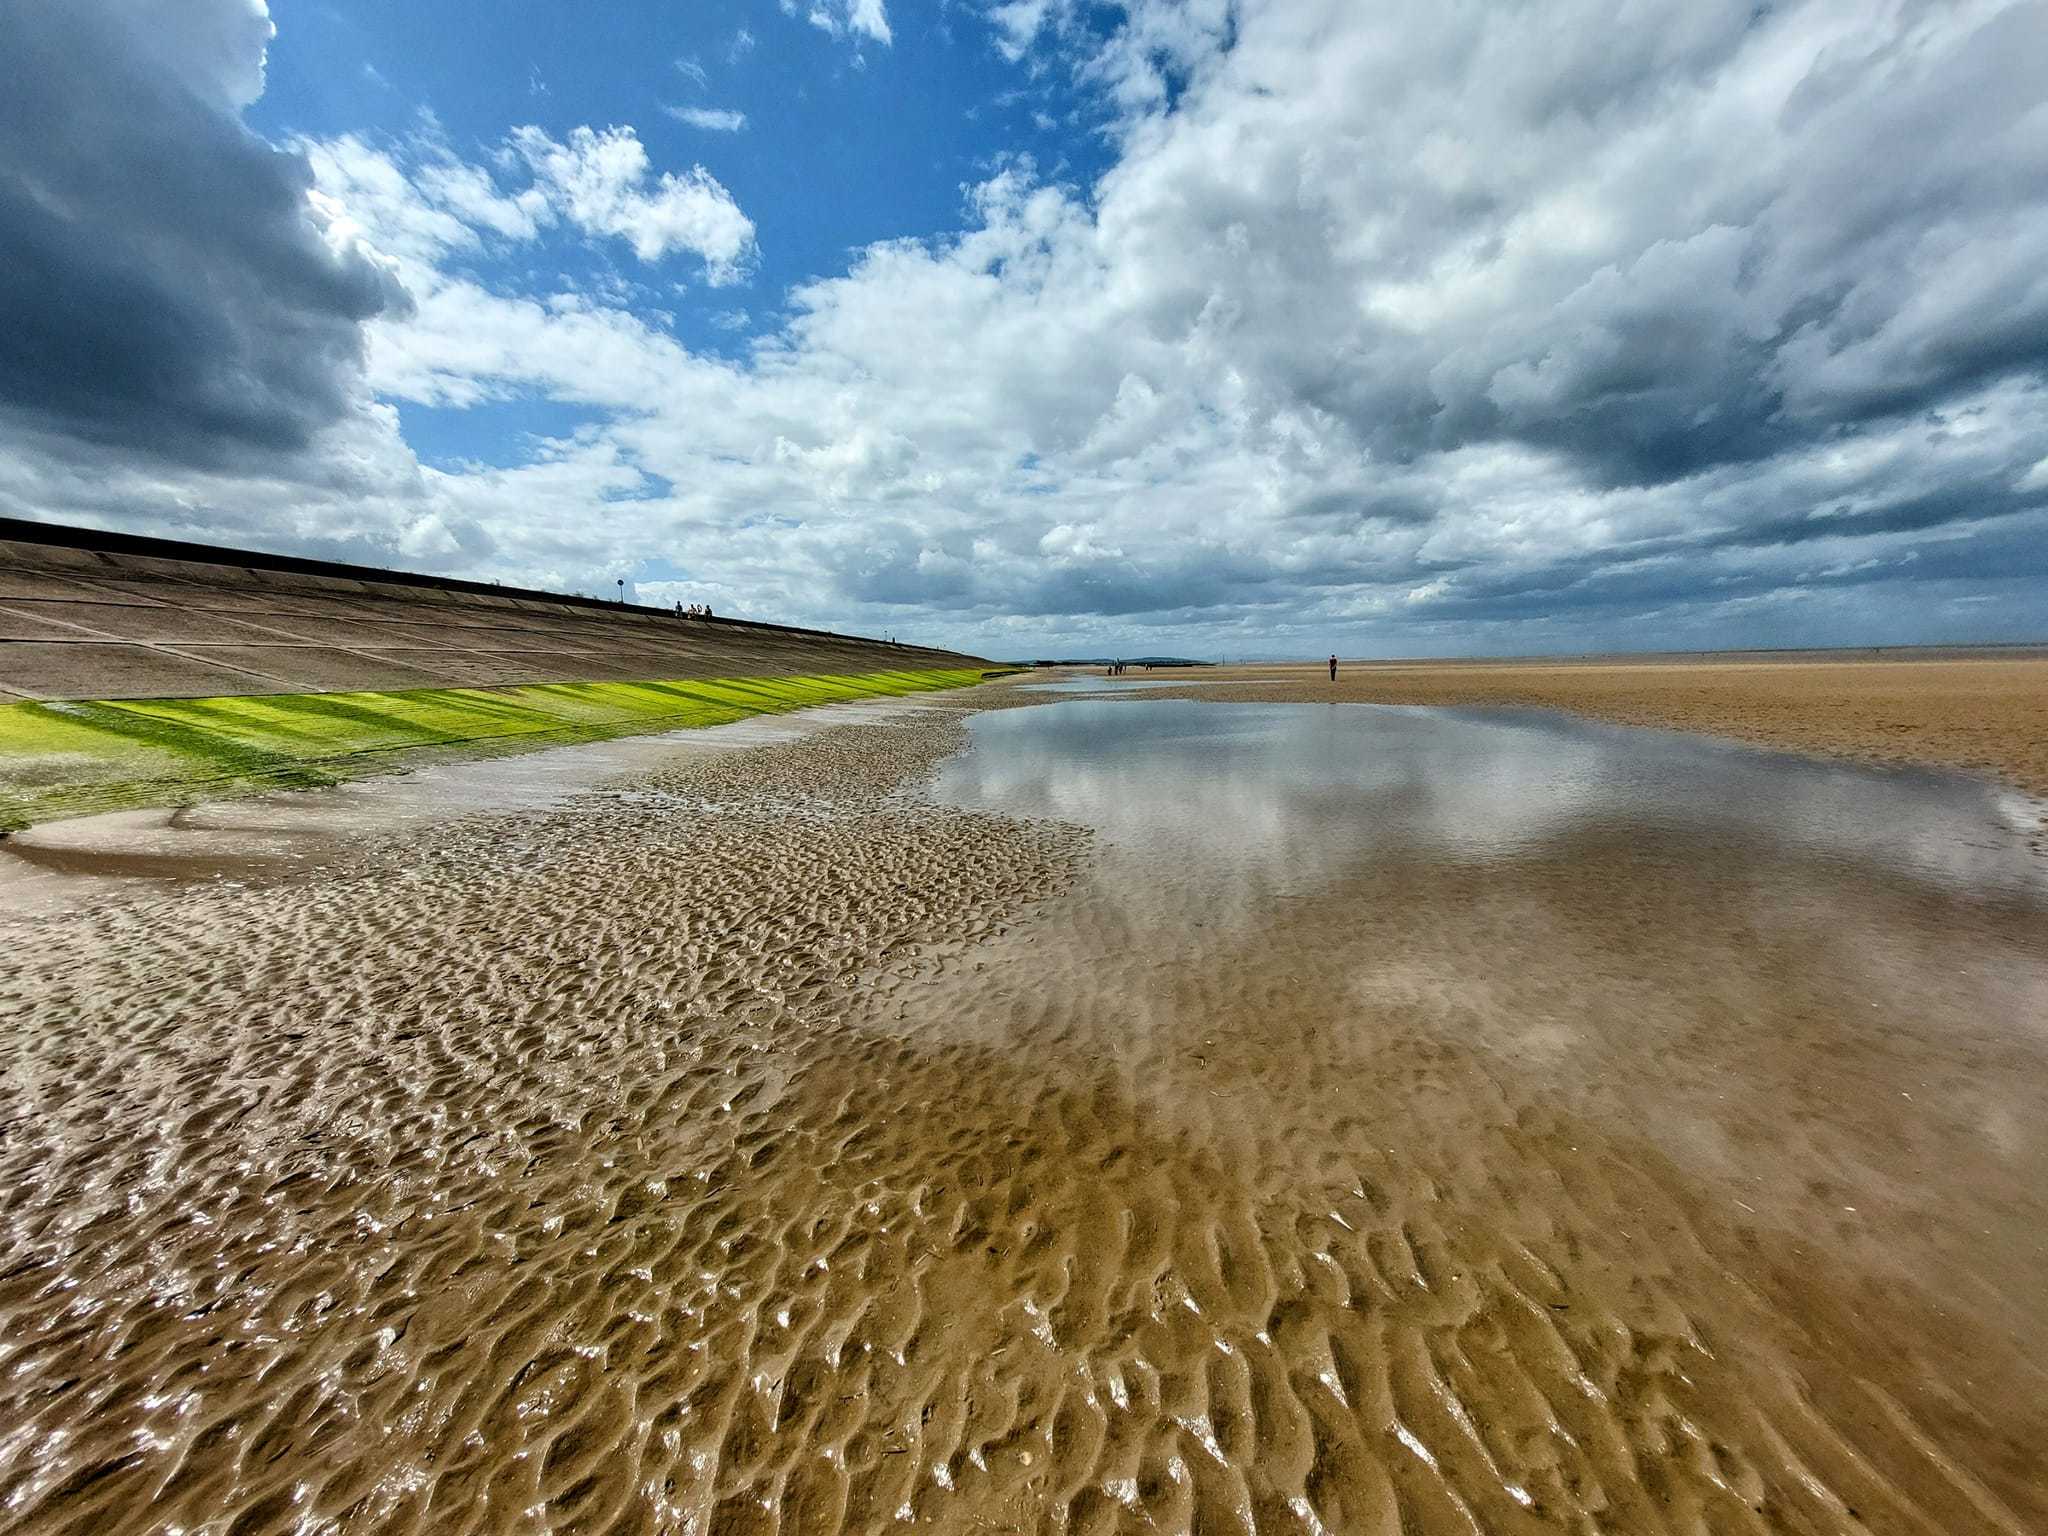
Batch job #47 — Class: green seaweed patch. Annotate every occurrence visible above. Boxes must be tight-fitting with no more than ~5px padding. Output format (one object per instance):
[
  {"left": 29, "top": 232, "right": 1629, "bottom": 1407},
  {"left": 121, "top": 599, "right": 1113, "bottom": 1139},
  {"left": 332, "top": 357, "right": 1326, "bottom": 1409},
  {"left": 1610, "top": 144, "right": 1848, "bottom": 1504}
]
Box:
[{"left": 0, "top": 668, "right": 985, "bottom": 831}]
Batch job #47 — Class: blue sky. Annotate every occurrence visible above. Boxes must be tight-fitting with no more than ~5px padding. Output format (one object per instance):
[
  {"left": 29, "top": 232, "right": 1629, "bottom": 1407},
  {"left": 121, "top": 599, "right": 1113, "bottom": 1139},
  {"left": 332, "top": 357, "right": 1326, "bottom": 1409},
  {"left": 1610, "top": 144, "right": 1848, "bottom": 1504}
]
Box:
[
  {"left": 253, "top": 1, "right": 1116, "bottom": 342},
  {"left": 250, "top": 0, "right": 1114, "bottom": 469},
  {"left": 2, "top": 0, "right": 2046, "bottom": 657}
]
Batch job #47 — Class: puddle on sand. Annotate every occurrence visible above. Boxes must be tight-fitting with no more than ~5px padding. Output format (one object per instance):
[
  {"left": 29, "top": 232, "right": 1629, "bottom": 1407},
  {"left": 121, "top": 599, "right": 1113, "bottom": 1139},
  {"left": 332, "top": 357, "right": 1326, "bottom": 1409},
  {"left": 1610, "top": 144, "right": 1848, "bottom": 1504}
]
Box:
[
  {"left": 897, "top": 696, "right": 2048, "bottom": 1531},
  {"left": 935, "top": 696, "right": 2047, "bottom": 903}
]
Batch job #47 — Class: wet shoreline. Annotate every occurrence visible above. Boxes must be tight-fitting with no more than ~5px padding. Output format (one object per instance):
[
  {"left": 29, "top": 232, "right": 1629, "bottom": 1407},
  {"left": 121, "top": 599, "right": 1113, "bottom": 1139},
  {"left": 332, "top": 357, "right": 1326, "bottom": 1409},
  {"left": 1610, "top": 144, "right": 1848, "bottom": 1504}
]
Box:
[
  {"left": 0, "top": 694, "right": 971, "bottom": 920},
  {"left": 2, "top": 686, "right": 2043, "bottom": 1533}
]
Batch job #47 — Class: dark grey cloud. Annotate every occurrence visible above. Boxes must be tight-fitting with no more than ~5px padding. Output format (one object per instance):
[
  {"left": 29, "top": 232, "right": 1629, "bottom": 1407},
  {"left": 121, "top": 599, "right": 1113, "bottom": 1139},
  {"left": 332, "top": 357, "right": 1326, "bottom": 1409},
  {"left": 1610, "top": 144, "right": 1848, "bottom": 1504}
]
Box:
[
  {"left": 1706, "top": 480, "right": 2045, "bottom": 553},
  {"left": 0, "top": 0, "right": 406, "bottom": 467}
]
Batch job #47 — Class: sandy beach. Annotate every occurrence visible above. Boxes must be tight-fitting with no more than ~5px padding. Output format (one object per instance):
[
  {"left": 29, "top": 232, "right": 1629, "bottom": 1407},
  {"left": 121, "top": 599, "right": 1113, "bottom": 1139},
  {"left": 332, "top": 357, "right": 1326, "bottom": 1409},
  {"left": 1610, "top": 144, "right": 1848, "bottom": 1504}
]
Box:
[
  {"left": 1120, "top": 652, "right": 2048, "bottom": 800},
  {"left": 9, "top": 0, "right": 2046, "bottom": 1528},
  {"left": 3, "top": 679, "right": 2045, "bottom": 1535}
]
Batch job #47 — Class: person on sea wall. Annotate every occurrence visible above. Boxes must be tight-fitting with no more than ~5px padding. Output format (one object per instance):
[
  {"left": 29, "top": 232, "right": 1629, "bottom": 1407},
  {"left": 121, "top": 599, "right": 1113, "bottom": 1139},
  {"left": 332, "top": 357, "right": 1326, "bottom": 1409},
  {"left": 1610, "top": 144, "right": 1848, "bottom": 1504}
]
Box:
[{"left": 1329, "top": 653, "right": 1338, "bottom": 681}]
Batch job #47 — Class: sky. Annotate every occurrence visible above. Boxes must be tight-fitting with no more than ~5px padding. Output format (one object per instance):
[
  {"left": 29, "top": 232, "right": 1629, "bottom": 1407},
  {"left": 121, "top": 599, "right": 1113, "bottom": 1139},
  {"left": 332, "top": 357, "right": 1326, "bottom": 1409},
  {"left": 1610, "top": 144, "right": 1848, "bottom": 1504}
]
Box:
[{"left": 2, "top": 0, "right": 2046, "bottom": 659}]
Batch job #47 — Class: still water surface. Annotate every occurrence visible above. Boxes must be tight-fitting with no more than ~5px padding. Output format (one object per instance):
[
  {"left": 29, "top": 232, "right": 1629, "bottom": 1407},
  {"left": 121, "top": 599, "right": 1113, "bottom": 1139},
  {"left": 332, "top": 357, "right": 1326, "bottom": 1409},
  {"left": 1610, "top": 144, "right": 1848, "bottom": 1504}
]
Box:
[
  {"left": 915, "top": 696, "right": 2048, "bottom": 1529},
  {"left": 934, "top": 695, "right": 2047, "bottom": 905}
]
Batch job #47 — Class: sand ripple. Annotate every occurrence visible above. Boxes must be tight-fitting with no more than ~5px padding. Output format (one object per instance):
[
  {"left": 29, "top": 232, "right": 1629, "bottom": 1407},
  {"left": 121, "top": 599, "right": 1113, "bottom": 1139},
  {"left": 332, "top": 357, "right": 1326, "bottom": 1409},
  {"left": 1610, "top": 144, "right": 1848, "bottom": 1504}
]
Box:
[{"left": 2, "top": 701, "right": 2042, "bottom": 1534}]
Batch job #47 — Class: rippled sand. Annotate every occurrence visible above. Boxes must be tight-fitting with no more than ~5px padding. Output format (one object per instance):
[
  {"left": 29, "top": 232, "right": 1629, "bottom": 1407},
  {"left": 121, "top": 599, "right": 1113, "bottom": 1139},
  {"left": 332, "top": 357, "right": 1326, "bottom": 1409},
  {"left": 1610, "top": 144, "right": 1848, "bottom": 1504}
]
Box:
[{"left": 3, "top": 692, "right": 2045, "bottom": 1535}]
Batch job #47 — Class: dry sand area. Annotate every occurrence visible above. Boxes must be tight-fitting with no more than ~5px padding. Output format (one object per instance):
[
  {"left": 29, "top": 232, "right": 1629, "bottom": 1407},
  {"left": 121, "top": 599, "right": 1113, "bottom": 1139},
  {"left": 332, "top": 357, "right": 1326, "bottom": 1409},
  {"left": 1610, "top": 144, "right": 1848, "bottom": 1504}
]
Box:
[
  {"left": 1138, "top": 652, "right": 2048, "bottom": 799},
  {"left": 2, "top": 680, "right": 2046, "bottom": 1535}
]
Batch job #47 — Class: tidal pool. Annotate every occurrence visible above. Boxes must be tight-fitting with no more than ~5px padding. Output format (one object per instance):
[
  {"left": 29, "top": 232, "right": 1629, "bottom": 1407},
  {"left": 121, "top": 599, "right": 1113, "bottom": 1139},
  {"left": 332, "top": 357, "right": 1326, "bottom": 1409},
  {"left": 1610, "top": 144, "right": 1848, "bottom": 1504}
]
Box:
[
  {"left": 912, "top": 696, "right": 2048, "bottom": 1531},
  {"left": 934, "top": 695, "right": 2046, "bottom": 903}
]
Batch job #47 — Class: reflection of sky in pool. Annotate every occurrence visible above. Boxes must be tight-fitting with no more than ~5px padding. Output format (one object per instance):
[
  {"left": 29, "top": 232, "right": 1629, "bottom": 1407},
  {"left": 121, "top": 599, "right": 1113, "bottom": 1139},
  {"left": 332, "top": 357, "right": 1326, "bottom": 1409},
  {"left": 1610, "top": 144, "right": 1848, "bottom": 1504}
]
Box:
[{"left": 931, "top": 698, "right": 2047, "bottom": 908}]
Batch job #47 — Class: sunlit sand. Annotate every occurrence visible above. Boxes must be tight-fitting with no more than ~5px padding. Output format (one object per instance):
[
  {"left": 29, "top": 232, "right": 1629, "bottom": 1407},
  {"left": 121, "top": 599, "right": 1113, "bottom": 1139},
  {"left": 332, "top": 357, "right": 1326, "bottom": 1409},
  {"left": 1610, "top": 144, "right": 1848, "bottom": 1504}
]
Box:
[{"left": 2, "top": 678, "right": 2044, "bottom": 1534}]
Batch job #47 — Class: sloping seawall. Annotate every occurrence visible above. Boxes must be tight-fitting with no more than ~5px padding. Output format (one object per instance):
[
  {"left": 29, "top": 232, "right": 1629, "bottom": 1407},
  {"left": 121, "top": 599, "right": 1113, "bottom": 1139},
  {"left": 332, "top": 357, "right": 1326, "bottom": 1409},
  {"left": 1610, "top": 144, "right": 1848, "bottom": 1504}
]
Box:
[
  {"left": 0, "top": 519, "right": 978, "bottom": 700},
  {"left": 0, "top": 521, "right": 996, "bottom": 828}
]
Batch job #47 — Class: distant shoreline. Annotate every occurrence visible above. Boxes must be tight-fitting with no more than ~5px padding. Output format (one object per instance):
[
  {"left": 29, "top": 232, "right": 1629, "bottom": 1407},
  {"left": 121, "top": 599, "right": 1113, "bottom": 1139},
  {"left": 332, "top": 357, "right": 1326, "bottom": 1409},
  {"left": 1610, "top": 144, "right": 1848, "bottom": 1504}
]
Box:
[
  {"left": 1054, "top": 641, "right": 2048, "bottom": 669},
  {"left": 1329, "top": 641, "right": 2048, "bottom": 666}
]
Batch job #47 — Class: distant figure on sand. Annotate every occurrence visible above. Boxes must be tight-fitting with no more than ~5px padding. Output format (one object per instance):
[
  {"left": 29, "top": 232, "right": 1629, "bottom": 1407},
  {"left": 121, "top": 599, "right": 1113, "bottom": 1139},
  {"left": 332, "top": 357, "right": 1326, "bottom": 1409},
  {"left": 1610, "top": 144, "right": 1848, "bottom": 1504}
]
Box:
[{"left": 1329, "top": 653, "right": 1338, "bottom": 681}]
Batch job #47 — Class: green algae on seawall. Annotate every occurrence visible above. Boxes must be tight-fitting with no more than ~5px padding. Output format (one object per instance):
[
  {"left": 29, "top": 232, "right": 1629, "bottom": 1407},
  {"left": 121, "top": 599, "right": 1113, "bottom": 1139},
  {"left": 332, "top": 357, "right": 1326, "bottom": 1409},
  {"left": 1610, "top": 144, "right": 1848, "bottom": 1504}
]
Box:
[{"left": 0, "top": 668, "right": 993, "bottom": 831}]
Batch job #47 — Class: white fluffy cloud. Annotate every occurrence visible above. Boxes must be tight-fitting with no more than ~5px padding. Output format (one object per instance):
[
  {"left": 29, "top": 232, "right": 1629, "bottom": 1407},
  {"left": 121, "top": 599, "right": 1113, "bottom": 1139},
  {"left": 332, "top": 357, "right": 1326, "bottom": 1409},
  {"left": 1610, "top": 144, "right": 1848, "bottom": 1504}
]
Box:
[
  {"left": 791, "top": 0, "right": 892, "bottom": 48},
  {"left": 301, "top": 121, "right": 753, "bottom": 282},
  {"left": 665, "top": 106, "right": 748, "bottom": 133},
  {"left": 5, "top": 0, "right": 2046, "bottom": 657},
  {"left": 508, "top": 126, "right": 755, "bottom": 276}
]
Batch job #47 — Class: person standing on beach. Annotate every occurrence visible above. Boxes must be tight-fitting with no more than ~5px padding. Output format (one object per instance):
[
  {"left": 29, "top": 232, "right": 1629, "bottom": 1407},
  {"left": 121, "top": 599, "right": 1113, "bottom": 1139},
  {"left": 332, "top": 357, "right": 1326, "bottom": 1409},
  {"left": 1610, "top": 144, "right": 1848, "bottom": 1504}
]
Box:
[{"left": 1329, "top": 653, "right": 1338, "bottom": 681}]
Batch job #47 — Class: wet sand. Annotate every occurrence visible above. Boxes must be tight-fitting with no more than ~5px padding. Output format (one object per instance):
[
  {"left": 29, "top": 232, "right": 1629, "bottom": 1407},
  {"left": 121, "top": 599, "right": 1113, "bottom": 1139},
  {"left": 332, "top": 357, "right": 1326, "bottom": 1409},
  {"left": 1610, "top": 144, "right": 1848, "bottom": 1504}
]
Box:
[
  {"left": 1121, "top": 653, "right": 2048, "bottom": 798},
  {"left": 3, "top": 683, "right": 2046, "bottom": 1534},
  {"left": 0, "top": 697, "right": 961, "bottom": 920}
]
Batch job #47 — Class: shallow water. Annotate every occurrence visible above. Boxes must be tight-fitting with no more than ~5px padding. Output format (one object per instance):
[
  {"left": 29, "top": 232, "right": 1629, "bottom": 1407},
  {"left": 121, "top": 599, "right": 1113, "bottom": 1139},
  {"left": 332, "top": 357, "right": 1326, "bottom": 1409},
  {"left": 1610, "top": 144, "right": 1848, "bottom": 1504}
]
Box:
[
  {"left": 939, "top": 695, "right": 2048, "bottom": 900},
  {"left": 912, "top": 698, "right": 2048, "bottom": 1530},
  {"left": 3, "top": 694, "right": 2044, "bottom": 1536}
]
